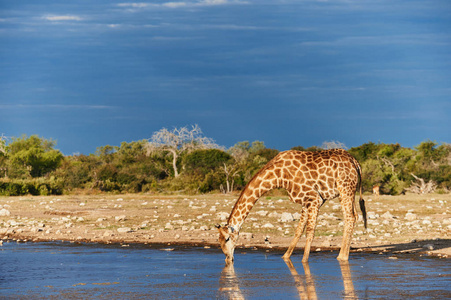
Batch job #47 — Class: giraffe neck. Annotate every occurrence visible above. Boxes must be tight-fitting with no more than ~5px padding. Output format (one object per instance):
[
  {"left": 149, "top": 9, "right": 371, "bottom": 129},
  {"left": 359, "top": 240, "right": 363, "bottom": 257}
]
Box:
[
  {"left": 227, "top": 194, "right": 258, "bottom": 232},
  {"left": 227, "top": 169, "right": 278, "bottom": 231}
]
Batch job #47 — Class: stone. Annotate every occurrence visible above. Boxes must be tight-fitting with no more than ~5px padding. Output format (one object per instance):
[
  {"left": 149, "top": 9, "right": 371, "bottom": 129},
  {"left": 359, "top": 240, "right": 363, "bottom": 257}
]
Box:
[
  {"left": 216, "top": 212, "right": 229, "bottom": 221},
  {"left": 382, "top": 211, "right": 393, "bottom": 219},
  {"left": 0, "top": 209, "right": 10, "bottom": 216},
  {"left": 405, "top": 212, "right": 417, "bottom": 221},
  {"left": 293, "top": 212, "right": 302, "bottom": 219},
  {"left": 117, "top": 227, "right": 132, "bottom": 233},
  {"left": 115, "top": 215, "right": 126, "bottom": 222},
  {"left": 280, "top": 212, "right": 294, "bottom": 222},
  {"left": 367, "top": 211, "right": 378, "bottom": 219},
  {"left": 256, "top": 211, "right": 268, "bottom": 216},
  {"left": 423, "top": 244, "right": 434, "bottom": 250},
  {"left": 268, "top": 212, "right": 279, "bottom": 218},
  {"left": 262, "top": 223, "right": 274, "bottom": 228}
]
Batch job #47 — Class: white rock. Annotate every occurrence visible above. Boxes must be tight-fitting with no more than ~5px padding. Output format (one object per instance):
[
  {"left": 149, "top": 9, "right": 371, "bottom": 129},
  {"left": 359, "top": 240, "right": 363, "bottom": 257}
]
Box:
[
  {"left": 382, "top": 211, "right": 393, "bottom": 219},
  {"left": 216, "top": 212, "right": 229, "bottom": 221},
  {"left": 423, "top": 244, "right": 434, "bottom": 250},
  {"left": 117, "top": 227, "right": 132, "bottom": 233},
  {"left": 268, "top": 212, "right": 279, "bottom": 218},
  {"left": 115, "top": 215, "right": 126, "bottom": 222},
  {"left": 405, "top": 212, "right": 417, "bottom": 221},
  {"left": 256, "top": 210, "right": 268, "bottom": 216},
  {"left": 367, "top": 212, "right": 377, "bottom": 219},
  {"left": 262, "top": 223, "right": 275, "bottom": 228},
  {"left": 0, "top": 209, "right": 10, "bottom": 216},
  {"left": 280, "top": 212, "right": 294, "bottom": 222}
]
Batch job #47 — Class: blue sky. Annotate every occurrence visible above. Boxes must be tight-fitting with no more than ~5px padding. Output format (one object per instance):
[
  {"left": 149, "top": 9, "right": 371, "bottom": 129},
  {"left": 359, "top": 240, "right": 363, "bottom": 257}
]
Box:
[{"left": 1, "top": 0, "right": 450, "bottom": 155}]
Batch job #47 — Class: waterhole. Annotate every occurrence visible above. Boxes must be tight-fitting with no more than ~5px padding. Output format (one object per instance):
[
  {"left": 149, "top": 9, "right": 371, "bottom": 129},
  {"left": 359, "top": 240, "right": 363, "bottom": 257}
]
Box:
[{"left": 0, "top": 242, "right": 449, "bottom": 299}]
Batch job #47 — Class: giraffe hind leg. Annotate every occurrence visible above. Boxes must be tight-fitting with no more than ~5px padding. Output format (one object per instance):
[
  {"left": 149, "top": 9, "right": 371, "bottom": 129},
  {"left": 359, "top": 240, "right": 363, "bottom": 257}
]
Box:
[
  {"left": 282, "top": 206, "right": 308, "bottom": 260},
  {"left": 337, "top": 194, "right": 358, "bottom": 261},
  {"left": 301, "top": 204, "right": 320, "bottom": 263}
]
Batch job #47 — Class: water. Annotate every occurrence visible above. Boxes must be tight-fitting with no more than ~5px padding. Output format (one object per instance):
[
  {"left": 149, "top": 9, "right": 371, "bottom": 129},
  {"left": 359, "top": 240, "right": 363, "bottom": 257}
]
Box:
[{"left": 0, "top": 241, "right": 449, "bottom": 299}]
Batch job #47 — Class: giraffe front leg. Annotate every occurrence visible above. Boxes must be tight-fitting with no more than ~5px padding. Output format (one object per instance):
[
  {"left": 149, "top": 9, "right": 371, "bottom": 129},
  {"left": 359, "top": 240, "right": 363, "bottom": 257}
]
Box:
[
  {"left": 282, "top": 206, "right": 308, "bottom": 260},
  {"left": 337, "top": 196, "right": 358, "bottom": 261},
  {"left": 301, "top": 205, "right": 320, "bottom": 263}
]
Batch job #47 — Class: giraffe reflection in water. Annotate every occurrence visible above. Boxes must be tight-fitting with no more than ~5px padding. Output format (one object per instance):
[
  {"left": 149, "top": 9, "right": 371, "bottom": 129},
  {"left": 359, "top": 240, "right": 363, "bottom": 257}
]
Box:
[
  {"left": 218, "top": 262, "right": 245, "bottom": 300},
  {"left": 219, "top": 258, "right": 357, "bottom": 300}
]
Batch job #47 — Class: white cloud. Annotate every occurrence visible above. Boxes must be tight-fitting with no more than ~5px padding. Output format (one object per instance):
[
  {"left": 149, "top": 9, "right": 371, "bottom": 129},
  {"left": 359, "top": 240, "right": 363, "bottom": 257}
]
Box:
[
  {"left": 117, "top": 0, "right": 247, "bottom": 10},
  {"left": 117, "top": 3, "right": 149, "bottom": 8},
  {"left": 43, "top": 15, "right": 82, "bottom": 21},
  {"left": 198, "top": 0, "right": 229, "bottom": 5},
  {"left": 163, "top": 2, "right": 188, "bottom": 8}
]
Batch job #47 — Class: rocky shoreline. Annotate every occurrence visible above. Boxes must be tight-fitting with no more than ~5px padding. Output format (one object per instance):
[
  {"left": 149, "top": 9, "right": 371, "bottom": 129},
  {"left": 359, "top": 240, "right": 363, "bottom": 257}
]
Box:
[{"left": 1, "top": 193, "right": 450, "bottom": 259}]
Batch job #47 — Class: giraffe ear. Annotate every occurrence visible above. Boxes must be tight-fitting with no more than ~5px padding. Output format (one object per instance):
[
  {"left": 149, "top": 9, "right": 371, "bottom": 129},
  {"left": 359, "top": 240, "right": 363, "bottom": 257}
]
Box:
[
  {"left": 218, "top": 226, "right": 230, "bottom": 240},
  {"left": 215, "top": 224, "right": 221, "bottom": 229}
]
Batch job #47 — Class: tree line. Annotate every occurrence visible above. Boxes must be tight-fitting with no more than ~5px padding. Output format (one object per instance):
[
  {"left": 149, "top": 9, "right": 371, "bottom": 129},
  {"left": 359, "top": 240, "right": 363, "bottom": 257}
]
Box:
[{"left": 0, "top": 126, "right": 450, "bottom": 196}]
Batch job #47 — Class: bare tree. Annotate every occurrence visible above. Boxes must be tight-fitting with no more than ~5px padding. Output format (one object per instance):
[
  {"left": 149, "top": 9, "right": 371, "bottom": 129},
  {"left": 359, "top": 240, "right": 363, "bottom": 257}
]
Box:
[
  {"left": 406, "top": 173, "right": 437, "bottom": 194},
  {"left": 221, "top": 163, "right": 240, "bottom": 194},
  {"left": 321, "top": 140, "right": 347, "bottom": 150},
  {"left": 146, "top": 124, "right": 220, "bottom": 177},
  {"left": 0, "top": 134, "right": 7, "bottom": 155}
]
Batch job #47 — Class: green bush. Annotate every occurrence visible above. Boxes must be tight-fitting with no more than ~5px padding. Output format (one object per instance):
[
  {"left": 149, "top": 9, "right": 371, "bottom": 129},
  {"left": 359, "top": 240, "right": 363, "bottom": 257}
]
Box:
[{"left": 0, "top": 178, "right": 64, "bottom": 196}]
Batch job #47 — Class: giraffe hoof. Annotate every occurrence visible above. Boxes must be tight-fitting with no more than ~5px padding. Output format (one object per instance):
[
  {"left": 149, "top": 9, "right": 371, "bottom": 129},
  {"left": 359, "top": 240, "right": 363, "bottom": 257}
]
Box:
[{"left": 282, "top": 255, "right": 291, "bottom": 261}]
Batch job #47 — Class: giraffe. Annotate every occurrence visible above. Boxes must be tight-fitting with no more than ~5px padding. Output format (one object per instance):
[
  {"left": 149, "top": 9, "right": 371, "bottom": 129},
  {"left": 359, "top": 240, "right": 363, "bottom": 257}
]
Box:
[{"left": 217, "top": 149, "right": 367, "bottom": 263}]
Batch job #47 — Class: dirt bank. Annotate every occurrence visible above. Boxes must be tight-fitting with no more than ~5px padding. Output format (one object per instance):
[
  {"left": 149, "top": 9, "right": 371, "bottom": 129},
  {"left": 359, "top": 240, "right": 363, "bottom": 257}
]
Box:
[{"left": 1, "top": 193, "right": 450, "bottom": 258}]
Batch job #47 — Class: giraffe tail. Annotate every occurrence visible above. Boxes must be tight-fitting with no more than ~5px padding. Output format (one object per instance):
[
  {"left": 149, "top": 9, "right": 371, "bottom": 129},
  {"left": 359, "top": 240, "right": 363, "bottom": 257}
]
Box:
[{"left": 356, "top": 163, "right": 367, "bottom": 229}]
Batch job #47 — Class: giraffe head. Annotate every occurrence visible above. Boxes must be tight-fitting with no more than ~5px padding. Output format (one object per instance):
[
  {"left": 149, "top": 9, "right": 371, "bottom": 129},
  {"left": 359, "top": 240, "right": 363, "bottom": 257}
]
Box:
[{"left": 216, "top": 224, "right": 238, "bottom": 263}]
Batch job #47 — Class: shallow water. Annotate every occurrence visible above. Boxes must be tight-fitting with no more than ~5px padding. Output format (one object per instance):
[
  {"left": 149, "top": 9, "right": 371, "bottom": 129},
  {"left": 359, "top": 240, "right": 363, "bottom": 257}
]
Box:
[{"left": 0, "top": 242, "right": 450, "bottom": 299}]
